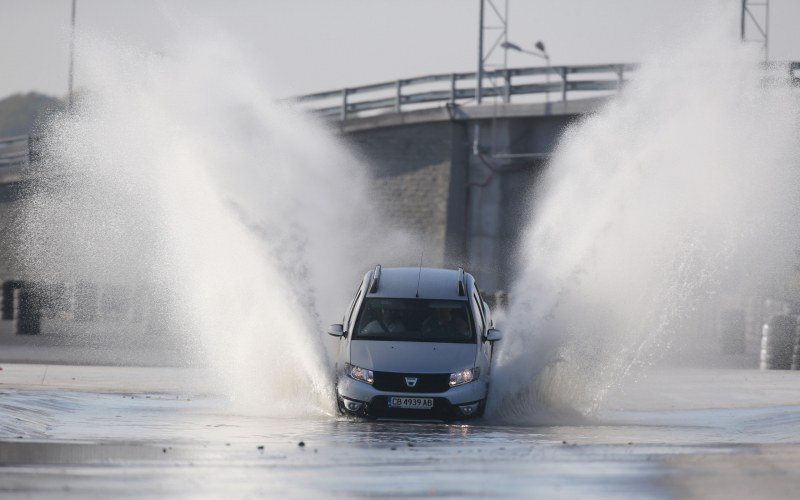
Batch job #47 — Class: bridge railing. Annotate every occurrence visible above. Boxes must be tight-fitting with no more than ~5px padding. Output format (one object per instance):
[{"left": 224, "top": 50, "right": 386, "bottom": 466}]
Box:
[
  {"left": 1, "top": 62, "right": 798, "bottom": 166},
  {"left": 292, "top": 63, "right": 638, "bottom": 120},
  {"left": 0, "top": 135, "right": 31, "bottom": 169},
  {"left": 293, "top": 61, "right": 800, "bottom": 121}
]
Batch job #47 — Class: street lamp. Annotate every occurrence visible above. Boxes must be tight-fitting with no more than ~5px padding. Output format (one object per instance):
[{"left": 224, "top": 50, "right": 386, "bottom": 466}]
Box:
[
  {"left": 501, "top": 40, "right": 551, "bottom": 103},
  {"left": 501, "top": 40, "right": 549, "bottom": 61}
]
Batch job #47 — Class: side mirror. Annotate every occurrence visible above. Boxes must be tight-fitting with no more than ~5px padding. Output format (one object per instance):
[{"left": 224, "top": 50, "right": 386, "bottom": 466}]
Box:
[
  {"left": 485, "top": 328, "right": 502, "bottom": 343},
  {"left": 327, "top": 324, "right": 345, "bottom": 337}
]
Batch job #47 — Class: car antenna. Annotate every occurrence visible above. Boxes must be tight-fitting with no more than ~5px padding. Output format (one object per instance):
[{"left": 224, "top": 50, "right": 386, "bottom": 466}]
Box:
[{"left": 415, "top": 251, "right": 423, "bottom": 298}]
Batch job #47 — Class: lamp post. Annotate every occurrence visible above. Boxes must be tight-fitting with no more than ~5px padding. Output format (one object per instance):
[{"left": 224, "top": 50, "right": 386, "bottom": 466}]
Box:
[{"left": 501, "top": 40, "right": 551, "bottom": 103}]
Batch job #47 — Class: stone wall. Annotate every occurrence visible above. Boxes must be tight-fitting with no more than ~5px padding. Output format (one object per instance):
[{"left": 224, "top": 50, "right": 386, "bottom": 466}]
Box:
[{"left": 345, "top": 121, "right": 466, "bottom": 267}]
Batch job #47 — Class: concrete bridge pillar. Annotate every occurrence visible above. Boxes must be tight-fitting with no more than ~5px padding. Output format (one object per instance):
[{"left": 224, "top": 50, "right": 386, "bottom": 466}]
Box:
[
  {"left": 459, "top": 112, "right": 571, "bottom": 293},
  {"left": 463, "top": 120, "right": 512, "bottom": 293}
]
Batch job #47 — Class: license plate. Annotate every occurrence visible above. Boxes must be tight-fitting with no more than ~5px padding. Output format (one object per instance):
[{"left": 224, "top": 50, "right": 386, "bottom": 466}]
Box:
[{"left": 387, "top": 397, "right": 434, "bottom": 409}]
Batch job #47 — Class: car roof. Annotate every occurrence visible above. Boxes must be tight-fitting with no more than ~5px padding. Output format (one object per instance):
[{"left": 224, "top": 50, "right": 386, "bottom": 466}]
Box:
[{"left": 363, "top": 267, "right": 473, "bottom": 300}]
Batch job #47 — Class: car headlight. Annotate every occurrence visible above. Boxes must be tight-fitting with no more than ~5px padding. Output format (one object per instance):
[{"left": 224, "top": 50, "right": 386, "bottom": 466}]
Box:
[
  {"left": 345, "top": 363, "right": 374, "bottom": 385},
  {"left": 449, "top": 367, "right": 480, "bottom": 387}
]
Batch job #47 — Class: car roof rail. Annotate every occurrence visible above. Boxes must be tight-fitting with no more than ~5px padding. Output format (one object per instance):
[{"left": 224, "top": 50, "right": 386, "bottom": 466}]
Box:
[
  {"left": 368, "top": 264, "right": 382, "bottom": 293},
  {"left": 457, "top": 267, "right": 466, "bottom": 296}
]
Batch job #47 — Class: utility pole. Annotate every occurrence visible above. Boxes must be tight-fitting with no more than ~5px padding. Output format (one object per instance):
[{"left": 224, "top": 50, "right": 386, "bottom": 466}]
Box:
[
  {"left": 476, "top": 0, "right": 484, "bottom": 105},
  {"left": 741, "top": 0, "right": 769, "bottom": 60},
  {"left": 68, "top": 0, "right": 77, "bottom": 110},
  {"left": 476, "top": 0, "right": 510, "bottom": 105}
]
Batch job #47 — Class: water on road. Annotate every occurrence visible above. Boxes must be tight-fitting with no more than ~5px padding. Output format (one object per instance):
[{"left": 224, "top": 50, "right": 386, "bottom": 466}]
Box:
[{"left": 1, "top": 363, "right": 798, "bottom": 499}]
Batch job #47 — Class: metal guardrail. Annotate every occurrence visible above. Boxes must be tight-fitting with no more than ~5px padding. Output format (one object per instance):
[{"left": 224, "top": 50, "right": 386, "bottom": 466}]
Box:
[
  {"left": 293, "top": 63, "right": 638, "bottom": 120},
  {"left": 1, "top": 62, "right": 799, "bottom": 159},
  {"left": 0, "top": 135, "right": 30, "bottom": 169},
  {"left": 294, "top": 61, "right": 800, "bottom": 121}
]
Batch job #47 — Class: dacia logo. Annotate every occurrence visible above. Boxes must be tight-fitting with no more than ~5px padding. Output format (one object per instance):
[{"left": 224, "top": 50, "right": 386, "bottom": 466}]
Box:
[{"left": 404, "top": 377, "right": 418, "bottom": 388}]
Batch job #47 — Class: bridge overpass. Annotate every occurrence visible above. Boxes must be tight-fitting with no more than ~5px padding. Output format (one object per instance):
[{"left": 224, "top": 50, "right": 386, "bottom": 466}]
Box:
[
  {"left": 333, "top": 97, "right": 606, "bottom": 293},
  {"left": 2, "top": 62, "right": 799, "bottom": 294},
  {"left": 294, "top": 63, "right": 643, "bottom": 293}
]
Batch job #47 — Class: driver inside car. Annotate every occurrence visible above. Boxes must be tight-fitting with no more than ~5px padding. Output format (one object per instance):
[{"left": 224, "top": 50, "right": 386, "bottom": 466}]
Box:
[
  {"left": 362, "top": 307, "right": 406, "bottom": 334},
  {"left": 422, "top": 307, "right": 469, "bottom": 338}
]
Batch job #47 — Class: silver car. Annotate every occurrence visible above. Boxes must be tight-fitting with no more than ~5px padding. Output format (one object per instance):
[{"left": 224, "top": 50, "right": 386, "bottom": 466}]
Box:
[{"left": 328, "top": 266, "right": 502, "bottom": 421}]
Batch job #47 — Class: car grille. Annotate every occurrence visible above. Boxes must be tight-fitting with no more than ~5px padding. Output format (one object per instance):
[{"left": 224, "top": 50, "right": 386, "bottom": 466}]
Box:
[{"left": 372, "top": 371, "right": 451, "bottom": 393}]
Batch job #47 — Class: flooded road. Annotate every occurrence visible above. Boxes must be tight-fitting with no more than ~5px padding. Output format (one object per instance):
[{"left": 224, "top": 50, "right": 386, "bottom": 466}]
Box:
[{"left": 1, "top": 363, "right": 799, "bottom": 498}]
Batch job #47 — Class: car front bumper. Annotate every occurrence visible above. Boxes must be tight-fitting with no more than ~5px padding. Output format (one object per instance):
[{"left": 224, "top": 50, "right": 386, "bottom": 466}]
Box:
[{"left": 336, "top": 375, "right": 488, "bottom": 420}]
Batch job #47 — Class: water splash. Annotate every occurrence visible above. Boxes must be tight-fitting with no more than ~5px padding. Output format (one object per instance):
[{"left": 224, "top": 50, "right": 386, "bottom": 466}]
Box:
[
  {"left": 19, "top": 34, "right": 409, "bottom": 416},
  {"left": 490, "top": 6, "right": 800, "bottom": 424},
  {"left": 16, "top": 6, "right": 800, "bottom": 426}
]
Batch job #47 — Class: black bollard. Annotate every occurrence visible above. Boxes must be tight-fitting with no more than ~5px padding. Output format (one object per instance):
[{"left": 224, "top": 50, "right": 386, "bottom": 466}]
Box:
[
  {"left": 2, "top": 280, "right": 23, "bottom": 320},
  {"left": 12, "top": 284, "right": 41, "bottom": 335},
  {"left": 791, "top": 324, "right": 800, "bottom": 371},
  {"left": 759, "top": 315, "right": 796, "bottom": 370}
]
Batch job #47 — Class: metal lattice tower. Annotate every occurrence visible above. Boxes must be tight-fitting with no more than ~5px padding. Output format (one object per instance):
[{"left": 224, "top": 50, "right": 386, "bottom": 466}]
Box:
[
  {"left": 475, "top": 0, "right": 509, "bottom": 104},
  {"left": 741, "top": 0, "right": 770, "bottom": 60}
]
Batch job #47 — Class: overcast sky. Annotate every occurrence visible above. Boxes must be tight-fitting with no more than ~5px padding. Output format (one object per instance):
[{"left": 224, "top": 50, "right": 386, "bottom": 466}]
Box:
[{"left": 2, "top": 0, "right": 799, "bottom": 101}]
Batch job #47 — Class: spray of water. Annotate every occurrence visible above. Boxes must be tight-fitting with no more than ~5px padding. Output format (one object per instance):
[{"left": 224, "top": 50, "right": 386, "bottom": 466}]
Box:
[
  {"left": 490, "top": 6, "right": 800, "bottom": 424},
  {"left": 20, "top": 34, "right": 410, "bottom": 416},
  {"left": 17, "top": 5, "right": 799, "bottom": 425}
]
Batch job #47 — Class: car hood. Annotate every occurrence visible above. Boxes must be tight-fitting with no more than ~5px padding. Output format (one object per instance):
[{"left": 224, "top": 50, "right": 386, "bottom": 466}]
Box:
[{"left": 349, "top": 340, "right": 477, "bottom": 373}]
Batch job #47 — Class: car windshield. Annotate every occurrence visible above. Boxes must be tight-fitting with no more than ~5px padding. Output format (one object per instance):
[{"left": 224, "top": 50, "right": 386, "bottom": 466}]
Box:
[{"left": 353, "top": 298, "right": 475, "bottom": 343}]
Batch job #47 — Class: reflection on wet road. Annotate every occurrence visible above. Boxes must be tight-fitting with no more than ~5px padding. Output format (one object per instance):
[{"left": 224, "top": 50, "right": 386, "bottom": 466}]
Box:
[{"left": 1, "top": 365, "right": 799, "bottom": 498}]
